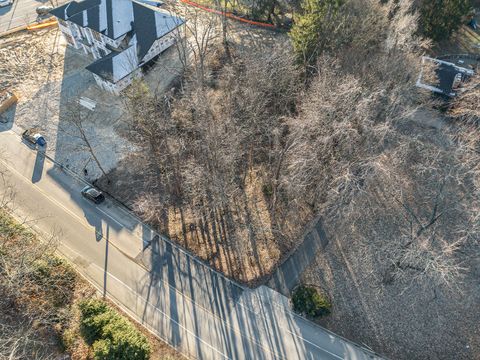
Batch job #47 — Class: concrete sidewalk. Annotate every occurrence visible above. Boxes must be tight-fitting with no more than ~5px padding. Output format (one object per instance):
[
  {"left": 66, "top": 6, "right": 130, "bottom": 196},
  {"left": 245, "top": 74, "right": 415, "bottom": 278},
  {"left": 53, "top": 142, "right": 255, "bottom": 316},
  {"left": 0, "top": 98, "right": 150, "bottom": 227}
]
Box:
[
  {"left": 0, "top": 129, "right": 383, "bottom": 360},
  {"left": 268, "top": 217, "right": 329, "bottom": 296}
]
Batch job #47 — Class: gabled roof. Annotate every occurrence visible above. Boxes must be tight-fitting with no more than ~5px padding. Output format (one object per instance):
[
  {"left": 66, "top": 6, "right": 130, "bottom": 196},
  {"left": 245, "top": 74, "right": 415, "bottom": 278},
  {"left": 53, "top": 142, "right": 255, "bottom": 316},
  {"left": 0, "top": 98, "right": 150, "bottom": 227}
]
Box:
[
  {"left": 132, "top": 1, "right": 184, "bottom": 60},
  {"left": 50, "top": 0, "right": 139, "bottom": 40},
  {"left": 50, "top": 0, "right": 185, "bottom": 84},
  {"left": 49, "top": 0, "right": 100, "bottom": 21},
  {"left": 86, "top": 46, "right": 139, "bottom": 82}
]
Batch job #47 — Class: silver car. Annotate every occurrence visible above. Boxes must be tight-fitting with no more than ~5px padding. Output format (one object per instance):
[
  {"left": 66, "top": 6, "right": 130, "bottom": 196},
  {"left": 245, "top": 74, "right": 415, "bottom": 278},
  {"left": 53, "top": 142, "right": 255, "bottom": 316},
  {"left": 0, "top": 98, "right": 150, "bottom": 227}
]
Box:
[
  {"left": 36, "top": 5, "right": 53, "bottom": 15},
  {"left": 0, "top": 0, "right": 13, "bottom": 8}
]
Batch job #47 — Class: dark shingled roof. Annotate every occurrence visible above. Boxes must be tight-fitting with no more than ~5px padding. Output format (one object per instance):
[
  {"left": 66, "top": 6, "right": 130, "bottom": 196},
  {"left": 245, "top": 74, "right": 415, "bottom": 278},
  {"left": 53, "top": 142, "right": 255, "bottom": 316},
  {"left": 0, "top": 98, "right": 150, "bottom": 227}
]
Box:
[
  {"left": 49, "top": 0, "right": 100, "bottom": 21},
  {"left": 85, "top": 45, "right": 139, "bottom": 82},
  {"left": 435, "top": 63, "right": 469, "bottom": 95},
  {"left": 50, "top": 0, "right": 184, "bottom": 83},
  {"left": 85, "top": 51, "right": 116, "bottom": 82},
  {"left": 50, "top": 0, "right": 136, "bottom": 40},
  {"left": 131, "top": 2, "right": 184, "bottom": 60},
  {"left": 132, "top": 1, "right": 157, "bottom": 61}
]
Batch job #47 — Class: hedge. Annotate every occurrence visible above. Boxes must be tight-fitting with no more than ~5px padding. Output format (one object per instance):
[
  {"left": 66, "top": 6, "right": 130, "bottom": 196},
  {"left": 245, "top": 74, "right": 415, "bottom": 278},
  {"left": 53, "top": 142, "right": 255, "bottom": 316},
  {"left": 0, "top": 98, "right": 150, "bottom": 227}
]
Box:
[
  {"left": 78, "top": 299, "right": 151, "bottom": 360},
  {"left": 291, "top": 285, "right": 331, "bottom": 318}
]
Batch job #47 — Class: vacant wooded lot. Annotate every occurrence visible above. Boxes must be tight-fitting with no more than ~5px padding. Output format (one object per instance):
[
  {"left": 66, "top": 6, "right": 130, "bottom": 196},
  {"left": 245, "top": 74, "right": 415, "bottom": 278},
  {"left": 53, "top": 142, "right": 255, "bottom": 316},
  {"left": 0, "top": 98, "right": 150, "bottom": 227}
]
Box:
[
  {"left": 2, "top": 0, "right": 478, "bottom": 357},
  {"left": 100, "top": 0, "right": 479, "bottom": 358}
]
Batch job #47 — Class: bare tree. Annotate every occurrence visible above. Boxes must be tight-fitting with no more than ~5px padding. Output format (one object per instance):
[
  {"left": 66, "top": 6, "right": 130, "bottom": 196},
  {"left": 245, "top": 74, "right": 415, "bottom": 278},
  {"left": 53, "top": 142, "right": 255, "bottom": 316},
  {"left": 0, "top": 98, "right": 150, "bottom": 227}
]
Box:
[
  {"left": 213, "top": 0, "right": 231, "bottom": 59},
  {"left": 121, "top": 40, "right": 303, "bottom": 281},
  {"left": 174, "top": 6, "right": 220, "bottom": 85},
  {"left": 123, "top": 80, "right": 183, "bottom": 227},
  {"left": 0, "top": 210, "right": 66, "bottom": 359},
  {"left": 279, "top": 0, "right": 479, "bottom": 293},
  {"left": 59, "top": 101, "right": 111, "bottom": 181}
]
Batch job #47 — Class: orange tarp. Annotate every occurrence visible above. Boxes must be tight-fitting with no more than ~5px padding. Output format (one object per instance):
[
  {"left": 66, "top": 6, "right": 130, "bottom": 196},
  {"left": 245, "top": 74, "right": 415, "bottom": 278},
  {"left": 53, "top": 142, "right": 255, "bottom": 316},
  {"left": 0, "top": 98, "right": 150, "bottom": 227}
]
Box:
[
  {"left": 27, "top": 19, "right": 58, "bottom": 31},
  {"left": 180, "top": 0, "right": 275, "bottom": 28}
]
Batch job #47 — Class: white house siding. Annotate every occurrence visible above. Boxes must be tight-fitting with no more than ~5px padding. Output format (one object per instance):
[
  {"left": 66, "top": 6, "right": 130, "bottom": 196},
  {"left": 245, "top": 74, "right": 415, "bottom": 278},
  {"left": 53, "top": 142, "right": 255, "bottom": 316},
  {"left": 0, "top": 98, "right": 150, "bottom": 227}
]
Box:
[
  {"left": 58, "top": 19, "right": 113, "bottom": 60},
  {"left": 58, "top": 23, "right": 77, "bottom": 47},
  {"left": 93, "top": 69, "right": 142, "bottom": 95},
  {"left": 103, "top": 34, "right": 126, "bottom": 50},
  {"left": 58, "top": 20, "right": 82, "bottom": 49},
  {"left": 113, "top": 68, "right": 143, "bottom": 93},
  {"left": 57, "top": 21, "right": 72, "bottom": 37},
  {"left": 141, "top": 31, "right": 177, "bottom": 64},
  {"left": 70, "top": 23, "right": 83, "bottom": 43},
  {"left": 86, "top": 28, "right": 94, "bottom": 45},
  {"left": 52, "top": 3, "right": 185, "bottom": 96}
]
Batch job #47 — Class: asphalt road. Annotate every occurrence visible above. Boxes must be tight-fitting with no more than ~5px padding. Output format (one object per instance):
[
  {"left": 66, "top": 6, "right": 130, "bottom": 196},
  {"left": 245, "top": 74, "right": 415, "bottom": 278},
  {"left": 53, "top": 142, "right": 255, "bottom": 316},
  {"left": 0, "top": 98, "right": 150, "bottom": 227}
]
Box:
[
  {"left": 0, "top": 0, "right": 67, "bottom": 33},
  {"left": 0, "top": 129, "right": 382, "bottom": 360}
]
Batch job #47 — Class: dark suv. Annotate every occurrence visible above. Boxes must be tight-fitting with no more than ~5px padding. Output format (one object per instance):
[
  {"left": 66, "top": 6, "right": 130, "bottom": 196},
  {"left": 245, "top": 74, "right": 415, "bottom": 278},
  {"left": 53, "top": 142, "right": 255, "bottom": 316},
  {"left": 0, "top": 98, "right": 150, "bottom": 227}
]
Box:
[{"left": 81, "top": 186, "right": 105, "bottom": 204}]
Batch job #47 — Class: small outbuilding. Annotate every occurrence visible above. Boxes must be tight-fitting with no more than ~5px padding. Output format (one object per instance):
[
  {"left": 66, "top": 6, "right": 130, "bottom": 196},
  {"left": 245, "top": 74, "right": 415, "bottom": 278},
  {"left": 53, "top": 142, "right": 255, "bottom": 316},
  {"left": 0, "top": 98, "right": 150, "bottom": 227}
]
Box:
[{"left": 416, "top": 56, "right": 474, "bottom": 97}]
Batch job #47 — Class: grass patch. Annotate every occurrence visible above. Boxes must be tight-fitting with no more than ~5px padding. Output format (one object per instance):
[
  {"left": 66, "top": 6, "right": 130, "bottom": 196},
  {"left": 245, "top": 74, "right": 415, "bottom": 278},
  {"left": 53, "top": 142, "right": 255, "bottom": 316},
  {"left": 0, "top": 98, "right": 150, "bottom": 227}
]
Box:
[{"left": 0, "top": 209, "right": 181, "bottom": 359}]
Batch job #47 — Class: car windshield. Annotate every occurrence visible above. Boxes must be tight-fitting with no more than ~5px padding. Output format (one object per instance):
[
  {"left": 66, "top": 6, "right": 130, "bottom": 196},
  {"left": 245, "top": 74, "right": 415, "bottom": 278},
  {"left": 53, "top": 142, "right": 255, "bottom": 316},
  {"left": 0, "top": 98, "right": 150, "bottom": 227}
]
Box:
[{"left": 87, "top": 188, "right": 101, "bottom": 197}]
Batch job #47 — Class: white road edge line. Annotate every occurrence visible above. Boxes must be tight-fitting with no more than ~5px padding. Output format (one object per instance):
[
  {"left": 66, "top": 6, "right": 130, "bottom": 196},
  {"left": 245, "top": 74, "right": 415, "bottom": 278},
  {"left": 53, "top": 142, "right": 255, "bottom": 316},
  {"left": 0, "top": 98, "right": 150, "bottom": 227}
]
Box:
[
  {"left": 0, "top": 158, "right": 291, "bottom": 360},
  {"left": 1, "top": 133, "right": 363, "bottom": 359}
]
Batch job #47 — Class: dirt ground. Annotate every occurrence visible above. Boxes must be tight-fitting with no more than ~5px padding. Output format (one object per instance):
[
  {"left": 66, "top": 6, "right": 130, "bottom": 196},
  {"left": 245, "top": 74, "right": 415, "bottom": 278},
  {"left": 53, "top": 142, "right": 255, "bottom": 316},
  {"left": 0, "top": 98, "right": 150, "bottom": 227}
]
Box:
[
  {"left": 300, "top": 112, "right": 480, "bottom": 360},
  {"left": 302, "top": 234, "right": 480, "bottom": 360},
  {"left": 77, "top": 3, "right": 291, "bottom": 285},
  {"left": 99, "top": 158, "right": 303, "bottom": 285},
  {"left": 0, "top": 28, "right": 130, "bottom": 179},
  {"left": 0, "top": 27, "right": 185, "bottom": 180},
  {"left": 1, "top": 6, "right": 289, "bottom": 288}
]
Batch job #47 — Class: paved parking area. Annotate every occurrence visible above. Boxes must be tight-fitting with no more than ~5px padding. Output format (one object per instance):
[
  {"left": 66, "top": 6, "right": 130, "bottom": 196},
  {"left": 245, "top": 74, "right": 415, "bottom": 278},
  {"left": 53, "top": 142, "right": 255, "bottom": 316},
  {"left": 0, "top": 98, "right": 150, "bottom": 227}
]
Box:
[{"left": 0, "top": 0, "right": 67, "bottom": 34}]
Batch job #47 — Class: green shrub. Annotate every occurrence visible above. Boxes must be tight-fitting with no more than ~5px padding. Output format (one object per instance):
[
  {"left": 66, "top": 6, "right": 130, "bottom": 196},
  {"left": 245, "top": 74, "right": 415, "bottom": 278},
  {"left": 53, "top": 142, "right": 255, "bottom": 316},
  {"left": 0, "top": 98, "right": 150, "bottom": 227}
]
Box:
[
  {"left": 78, "top": 299, "right": 151, "bottom": 360},
  {"left": 92, "top": 339, "right": 113, "bottom": 359},
  {"left": 262, "top": 183, "right": 273, "bottom": 198},
  {"left": 79, "top": 299, "right": 110, "bottom": 344},
  {"left": 292, "top": 285, "right": 331, "bottom": 318}
]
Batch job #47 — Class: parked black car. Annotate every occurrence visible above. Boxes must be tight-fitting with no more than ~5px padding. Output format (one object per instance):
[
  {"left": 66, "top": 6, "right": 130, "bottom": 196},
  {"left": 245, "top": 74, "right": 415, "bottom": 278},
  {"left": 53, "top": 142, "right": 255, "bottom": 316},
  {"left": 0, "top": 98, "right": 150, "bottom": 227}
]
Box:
[{"left": 81, "top": 186, "right": 105, "bottom": 204}]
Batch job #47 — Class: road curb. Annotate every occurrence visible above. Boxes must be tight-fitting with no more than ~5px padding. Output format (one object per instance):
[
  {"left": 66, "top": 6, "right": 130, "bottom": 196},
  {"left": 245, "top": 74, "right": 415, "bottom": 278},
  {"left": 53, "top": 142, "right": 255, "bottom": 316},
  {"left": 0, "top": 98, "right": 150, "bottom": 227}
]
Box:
[
  {"left": 3, "top": 208, "right": 192, "bottom": 360},
  {"left": 4, "top": 128, "right": 247, "bottom": 293}
]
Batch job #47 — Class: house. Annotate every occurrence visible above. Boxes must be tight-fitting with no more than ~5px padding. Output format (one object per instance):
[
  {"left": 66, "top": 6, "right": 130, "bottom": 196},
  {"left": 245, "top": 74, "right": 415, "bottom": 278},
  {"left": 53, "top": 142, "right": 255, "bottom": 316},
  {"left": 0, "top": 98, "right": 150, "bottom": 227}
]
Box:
[
  {"left": 50, "top": 0, "right": 185, "bottom": 94},
  {"left": 416, "top": 56, "right": 474, "bottom": 97}
]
